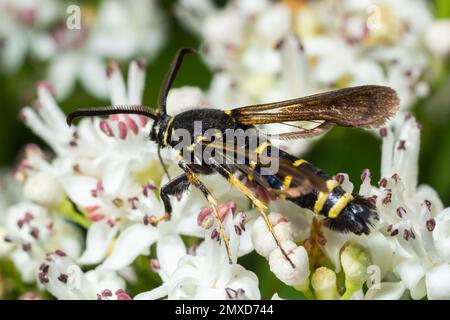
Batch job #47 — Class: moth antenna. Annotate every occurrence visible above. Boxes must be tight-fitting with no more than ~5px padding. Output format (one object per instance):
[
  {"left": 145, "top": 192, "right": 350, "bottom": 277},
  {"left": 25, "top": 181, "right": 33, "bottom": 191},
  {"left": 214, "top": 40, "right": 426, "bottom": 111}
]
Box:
[
  {"left": 158, "top": 47, "right": 196, "bottom": 114},
  {"left": 66, "top": 105, "right": 158, "bottom": 126}
]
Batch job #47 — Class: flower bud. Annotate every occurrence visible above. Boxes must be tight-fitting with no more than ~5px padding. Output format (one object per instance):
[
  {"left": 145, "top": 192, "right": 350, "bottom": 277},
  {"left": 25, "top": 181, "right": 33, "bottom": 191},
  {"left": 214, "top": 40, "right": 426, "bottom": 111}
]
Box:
[
  {"left": 311, "top": 267, "right": 338, "bottom": 300},
  {"left": 24, "top": 172, "right": 65, "bottom": 208},
  {"left": 252, "top": 212, "right": 293, "bottom": 259},
  {"left": 269, "top": 240, "right": 309, "bottom": 289},
  {"left": 341, "top": 244, "right": 371, "bottom": 288}
]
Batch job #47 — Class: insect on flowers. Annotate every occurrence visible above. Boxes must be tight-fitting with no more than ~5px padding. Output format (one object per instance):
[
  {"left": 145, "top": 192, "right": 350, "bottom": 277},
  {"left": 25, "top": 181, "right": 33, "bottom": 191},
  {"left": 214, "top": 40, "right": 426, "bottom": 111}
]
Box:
[{"left": 67, "top": 48, "right": 400, "bottom": 267}]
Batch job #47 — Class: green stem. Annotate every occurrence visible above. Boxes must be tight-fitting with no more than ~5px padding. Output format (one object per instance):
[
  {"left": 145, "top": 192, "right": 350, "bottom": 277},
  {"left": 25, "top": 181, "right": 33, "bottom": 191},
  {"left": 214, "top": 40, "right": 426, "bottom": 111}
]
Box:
[
  {"left": 339, "top": 281, "right": 360, "bottom": 300},
  {"left": 303, "top": 287, "right": 316, "bottom": 300}
]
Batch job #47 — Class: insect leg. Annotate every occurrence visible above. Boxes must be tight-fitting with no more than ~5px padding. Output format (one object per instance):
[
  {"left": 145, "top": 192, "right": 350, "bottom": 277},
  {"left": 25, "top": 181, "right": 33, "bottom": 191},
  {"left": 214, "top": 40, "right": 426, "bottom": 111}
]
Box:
[
  {"left": 208, "top": 157, "right": 296, "bottom": 268},
  {"left": 149, "top": 173, "right": 191, "bottom": 225},
  {"left": 177, "top": 160, "right": 233, "bottom": 264}
]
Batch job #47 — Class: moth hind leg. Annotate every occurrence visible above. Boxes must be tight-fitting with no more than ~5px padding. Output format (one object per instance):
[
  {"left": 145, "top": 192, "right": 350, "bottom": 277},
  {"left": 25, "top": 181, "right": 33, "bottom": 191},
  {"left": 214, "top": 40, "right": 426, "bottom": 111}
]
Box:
[{"left": 208, "top": 158, "right": 296, "bottom": 268}]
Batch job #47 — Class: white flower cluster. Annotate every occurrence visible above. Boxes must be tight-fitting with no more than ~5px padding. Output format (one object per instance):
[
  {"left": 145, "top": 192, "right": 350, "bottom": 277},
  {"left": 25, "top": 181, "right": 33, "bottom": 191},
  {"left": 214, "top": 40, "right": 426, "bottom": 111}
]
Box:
[
  {"left": 0, "top": 0, "right": 166, "bottom": 99},
  {"left": 176, "top": 0, "right": 447, "bottom": 154},
  {"left": 0, "top": 58, "right": 261, "bottom": 299}
]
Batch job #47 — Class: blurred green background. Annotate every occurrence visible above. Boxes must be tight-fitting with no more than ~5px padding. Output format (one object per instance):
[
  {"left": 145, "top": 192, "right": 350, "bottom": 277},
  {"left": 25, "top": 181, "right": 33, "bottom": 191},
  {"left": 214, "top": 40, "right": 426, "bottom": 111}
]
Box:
[{"left": 0, "top": 0, "right": 449, "bottom": 300}]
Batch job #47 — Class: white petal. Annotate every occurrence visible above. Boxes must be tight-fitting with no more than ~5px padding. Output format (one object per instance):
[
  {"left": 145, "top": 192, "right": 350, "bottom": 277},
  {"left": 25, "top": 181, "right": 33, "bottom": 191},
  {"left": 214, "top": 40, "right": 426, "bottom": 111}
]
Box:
[
  {"left": 434, "top": 208, "right": 450, "bottom": 259},
  {"left": 357, "top": 232, "right": 394, "bottom": 278},
  {"left": 226, "top": 265, "right": 261, "bottom": 300},
  {"left": 79, "top": 57, "right": 109, "bottom": 99},
  {"left": 134, "top": 283, "right": 169, "bottom": 300},
  {"left": 237, "top": 217, "right": 256, "bottom": 257},
  {"left": 394, "top": 259, "right": 426, "bottom": 300},
  {"left": 365, "top": 282, "right": 406, "bottom": 300},
  {"left": 78, "top": 221, "right": 119, "bottom": 265},
  {"left": 107, "top": 63, "right": 128, "bottom": 105},
  {"left": 101, "top": 159, "right": 130, "bottom": 195},
  {"left": 47, "top": 53, "right": 79, "bottom": 100},
  {"left": 425, "top": 263, "right": 450, "bottom": 300},
  {"left": 166, "top": 87, "right": 206, "bottom": 115},
  {"left": 157, "top": 234, "right": 187, "bottom": 277},
  {"left": 102, "top": 224, "right": 160, "bottom": 270},
  {"left": 37, "top": 84, "right": 70, "bottom": 134},
  {"left": 1, "top": 31, "right": 27, "bottom": 73},
  {"left": 60, "top": 175, "right": 98, "bottom": 206},
  {"left": 127, "top": 60, "right": 146, "bottom": 104},
  {"left": 321, "top": 228, "right": 350, "bottom": 273}
]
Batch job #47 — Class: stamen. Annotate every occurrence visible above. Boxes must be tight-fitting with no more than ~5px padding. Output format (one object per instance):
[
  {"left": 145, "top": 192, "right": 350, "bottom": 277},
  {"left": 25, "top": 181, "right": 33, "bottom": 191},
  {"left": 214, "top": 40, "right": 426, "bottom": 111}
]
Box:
[
  {"left": 102, "top": 289, "right": 113, "bottom": 297},
  {"left": 38, "top": 272, "right": 49, "bottom": 284},
  {"left": 30, "top": 227, "right": 40, "bottom": 239},
  {"left": 118, "top": 121, "right": 127, "bottom": 140},
  {"left": 360, "top": 169, "right": 371, "bottom": 182},
  {"left": 115, "top": 289, "right": 131, "bottom": 300},
  {"left": 397, "top": 140, "right": 406, "bottom": 150},
  {"left": 397, "top": 207, "right": 406, "bottom": 218},
  {"left": 55, "top": 250, "right": 66, "bottom": 257},
  {"left": 124, "top": 115, "right": 138, "bottom": 134},
  {"left": 150, "top": 259, "right": 160, "bottom": 272},
  {"left": 57, "top": 273, "right": 68, "bottom": 284},
  {"left": 426, "top": 218, "right": 436, "bottom": 232},
  {"left": 99, "top": 120, "right": 114, "bottom": 137},
  {"left": 335, "top": 173, "right": 345, "bottom": 184}
]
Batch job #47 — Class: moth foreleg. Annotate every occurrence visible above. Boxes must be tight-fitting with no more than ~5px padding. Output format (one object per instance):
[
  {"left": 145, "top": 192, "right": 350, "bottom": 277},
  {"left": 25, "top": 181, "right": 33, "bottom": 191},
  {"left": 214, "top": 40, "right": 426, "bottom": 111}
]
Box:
[
  {"left": 177, "top": 160, "right": 233, "bottom": 264},
  {"left": 150, "top": 173, "right": 190, "bottom": 225}
]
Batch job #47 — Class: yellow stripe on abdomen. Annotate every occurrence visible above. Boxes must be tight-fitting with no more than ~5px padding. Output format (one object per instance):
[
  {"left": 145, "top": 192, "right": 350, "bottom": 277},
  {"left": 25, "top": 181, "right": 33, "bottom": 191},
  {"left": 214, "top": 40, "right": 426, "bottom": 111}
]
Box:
[
  {"left": 328, "top": 193, "right": 354, "bottom": 218},
  {"left": 313, "top": 180, "right": 340, "bottom": 214}
]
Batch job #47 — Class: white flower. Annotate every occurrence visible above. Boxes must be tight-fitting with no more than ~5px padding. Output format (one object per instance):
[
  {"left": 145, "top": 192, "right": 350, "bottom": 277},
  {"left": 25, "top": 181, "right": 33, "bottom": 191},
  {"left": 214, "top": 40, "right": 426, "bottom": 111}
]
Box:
[
  {"left": 372, "top": 116, "right": 450, "bottom": 300},
  {"left": 2, "top": 202, "right": 82, "bottom": 283},
  {"left": 48, "top": 0, "right": 166, "bottom": 99},
  {"left": 134, "top": 212, "right": 260, "bottom": 300},
  {"left": 20, "top": 57, "right": 255, "bottom": 273},
  {"left": 0, "top": 0, "right": 62, "bottom": 73},
  {"left": 38, "top": 251, "right": 129, "bottom": 300},
  {"left": 1, "top": 0, "right": 166, "bottom": 99},
  {"left": 177, "top": 0, "right": 438, "bottom": 131}
]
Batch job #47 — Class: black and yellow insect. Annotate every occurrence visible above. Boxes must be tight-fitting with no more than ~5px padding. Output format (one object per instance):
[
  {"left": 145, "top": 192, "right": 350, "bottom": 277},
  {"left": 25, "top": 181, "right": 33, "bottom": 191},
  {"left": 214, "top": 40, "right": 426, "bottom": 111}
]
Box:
[{"left": 67, "top": 48, "right": 400, "bottom": 266}]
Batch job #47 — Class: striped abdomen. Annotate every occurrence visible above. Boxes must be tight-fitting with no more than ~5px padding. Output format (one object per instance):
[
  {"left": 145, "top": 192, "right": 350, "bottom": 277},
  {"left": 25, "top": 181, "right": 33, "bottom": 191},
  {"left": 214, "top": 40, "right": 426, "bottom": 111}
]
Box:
[
  {"left": 256, "top": 148, "right": 376, "bottom": 235},
  {"left": 275, "top": 150, "right": 354, "bottom": 220}
]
